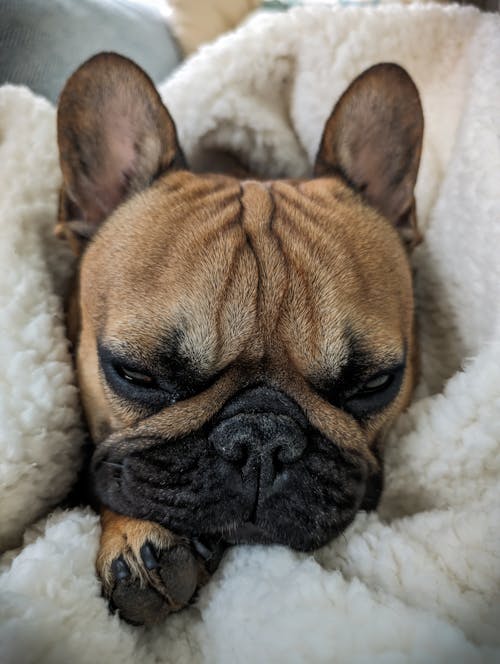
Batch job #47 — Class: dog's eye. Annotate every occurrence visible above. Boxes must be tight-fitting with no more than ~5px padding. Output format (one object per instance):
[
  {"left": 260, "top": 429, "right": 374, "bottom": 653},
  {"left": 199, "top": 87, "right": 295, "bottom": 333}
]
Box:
[
  {"left": 98, "top": 344, "right": 179, "bottom": 412},
  {"left": 358, "top": 373, "right": 393, "bottom": 394},
  {"left": 115, "top": 365, "right": 157, "bottom": 389},
  {"left": 344, "top": 365, "right": 404, "bottom": 418}
]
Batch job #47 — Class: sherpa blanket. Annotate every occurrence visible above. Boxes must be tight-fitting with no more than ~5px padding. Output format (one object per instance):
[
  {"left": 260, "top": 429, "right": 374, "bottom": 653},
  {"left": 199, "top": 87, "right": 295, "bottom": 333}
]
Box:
[{"left": 1, "top": 4, "right": 499, "bottom": 663}]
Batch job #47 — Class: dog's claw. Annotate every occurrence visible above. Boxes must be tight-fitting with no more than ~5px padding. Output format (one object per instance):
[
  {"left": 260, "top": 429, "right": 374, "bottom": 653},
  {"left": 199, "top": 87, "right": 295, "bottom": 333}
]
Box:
[
  {"left": 140, "top": 542, "right": 160, "bottom": 570},
  {"left": 192, "top": 538, "right": 212, "bottom": 560},
  {"left": 192, "top": 537, "right": 227, "bottom": 573},
  {"left": 111, "top": 555, "right": 130, "bottom": 581}
]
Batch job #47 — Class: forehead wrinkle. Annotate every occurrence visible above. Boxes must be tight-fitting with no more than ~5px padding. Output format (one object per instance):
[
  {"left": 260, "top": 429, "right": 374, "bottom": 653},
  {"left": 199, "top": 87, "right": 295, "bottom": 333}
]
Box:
[
  {"left": 273, "top": 205, "right": 351, "bottom": 377},
  {"left": 157, "top": 190, "right": 242, "bottom": 270},
  {"left": 210, "top": 241, "right": 248, "bottom": 358},
  {"left": 274, "top": 191, "right": 363, "bottom": 285},
  {"left": 82, "top": 179, "right": 243, "bottom": 317},
  {"left": 99, "top": 180, "right": 248, "bottom": 377},
  {"left": 271, "top": 181, "right": 407, "bottom": 381},
  {"left": 240, "top": 182, "right": 289, "bottom": 344},
  {"left": 177, "top": 237, "right": 256, "bottom": 373},
  {"left": 159, "top": 190, "right": 256, "bottom": 375}
]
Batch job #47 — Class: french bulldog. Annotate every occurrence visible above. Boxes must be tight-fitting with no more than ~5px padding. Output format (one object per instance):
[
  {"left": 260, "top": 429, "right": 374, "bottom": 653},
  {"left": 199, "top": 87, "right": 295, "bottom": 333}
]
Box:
[{"left": 56, "top": 53, "right": 423, "bottom": 625}]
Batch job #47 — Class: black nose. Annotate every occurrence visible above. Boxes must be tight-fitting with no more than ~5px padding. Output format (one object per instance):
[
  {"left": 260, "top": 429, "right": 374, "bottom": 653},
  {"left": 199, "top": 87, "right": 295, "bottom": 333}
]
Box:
[
  {"left": 209, "top": 388, "right": 307, "bottom": 477},
  {"left": 209, "top": 412, "right": 307, "bottom": 469}
]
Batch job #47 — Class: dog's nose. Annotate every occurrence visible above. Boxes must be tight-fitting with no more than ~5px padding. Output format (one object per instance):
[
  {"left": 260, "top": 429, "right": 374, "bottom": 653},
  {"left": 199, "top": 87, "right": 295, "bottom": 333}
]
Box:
[{"left": 209, "top": 413, "right": 307, "bottom": 469}]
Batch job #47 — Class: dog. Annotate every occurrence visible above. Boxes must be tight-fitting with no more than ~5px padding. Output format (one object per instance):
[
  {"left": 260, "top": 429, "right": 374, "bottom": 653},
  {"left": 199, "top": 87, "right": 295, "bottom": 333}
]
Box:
[{"left": 55, "top": 52, "right": 423, "bottom": 625}]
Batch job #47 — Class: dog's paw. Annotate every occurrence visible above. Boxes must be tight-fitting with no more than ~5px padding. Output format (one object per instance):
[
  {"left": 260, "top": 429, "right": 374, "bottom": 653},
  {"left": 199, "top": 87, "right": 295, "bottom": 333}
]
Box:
[
  {"left": 107, "top": 543, "right": 199, "bottom": 625},
  {"left": 97, "top": 513, "right": 210, "bottom": 626}
]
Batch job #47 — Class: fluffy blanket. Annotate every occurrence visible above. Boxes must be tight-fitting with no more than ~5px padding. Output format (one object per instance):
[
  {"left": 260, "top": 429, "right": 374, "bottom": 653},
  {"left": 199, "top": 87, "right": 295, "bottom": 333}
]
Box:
[{"left": 1, "top": 4, "right": 499, "bottom": 663}]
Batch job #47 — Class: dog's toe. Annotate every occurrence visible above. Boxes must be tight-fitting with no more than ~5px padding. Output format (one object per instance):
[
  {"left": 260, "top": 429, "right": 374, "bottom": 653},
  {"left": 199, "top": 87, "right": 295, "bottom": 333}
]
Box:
[
  {"left": 156, "top": 544, "right": 199, "bottom": 606},
  {"left": 138, "top": 540, "right": 199, "bottom": 605},
  {"left": 110, "top": 576, "right": 169, "bottom": 626}
]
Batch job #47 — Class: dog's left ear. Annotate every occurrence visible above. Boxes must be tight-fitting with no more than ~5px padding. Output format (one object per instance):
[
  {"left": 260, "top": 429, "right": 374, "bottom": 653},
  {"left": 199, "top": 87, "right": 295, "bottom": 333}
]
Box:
[
  {"left": 56, "top": 52, "right": 185, "bottom": 253},
  {"left": 314, "top": 63, "right": 424, "bottom": 249}
]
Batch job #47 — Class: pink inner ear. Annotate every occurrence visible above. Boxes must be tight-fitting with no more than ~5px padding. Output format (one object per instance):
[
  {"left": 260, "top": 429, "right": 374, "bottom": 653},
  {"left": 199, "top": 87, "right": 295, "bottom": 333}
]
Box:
[
  {"left": 360, "top": 146, "right": 413, "bottom": 224},
  {"left": 314, "top": 64, "right": 423, "bottom": 234},
  {"left": 83, "top": 114, "right": 139, "bottom": 224},
  {"left": 108, "top": 117, "right": 137, "bottom": 178},
  {"left": 58, "top": 56, "right": 179, "bottom": 231}
]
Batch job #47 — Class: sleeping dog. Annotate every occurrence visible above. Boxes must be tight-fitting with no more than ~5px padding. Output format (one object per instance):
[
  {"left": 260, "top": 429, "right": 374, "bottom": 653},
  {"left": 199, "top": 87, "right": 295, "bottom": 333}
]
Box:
[{"left": 56, "top": 53, "right": 423, "bottom": 625}]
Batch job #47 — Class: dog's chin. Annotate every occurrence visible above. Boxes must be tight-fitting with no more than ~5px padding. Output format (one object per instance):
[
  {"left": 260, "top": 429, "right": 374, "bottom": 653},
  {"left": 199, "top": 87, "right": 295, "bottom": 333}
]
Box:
[
  {"left": 220, "top": 512, "right": 357, "bottom": 551},
  {"left": 92, "top": 427, "right": 379, "bottom": 552}
]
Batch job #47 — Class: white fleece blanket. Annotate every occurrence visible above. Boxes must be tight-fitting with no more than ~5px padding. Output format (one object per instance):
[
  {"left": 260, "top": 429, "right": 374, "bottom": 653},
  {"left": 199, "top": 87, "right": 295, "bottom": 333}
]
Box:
[{"left": 1, "top": 4, "right": 499, "bottom": 663}]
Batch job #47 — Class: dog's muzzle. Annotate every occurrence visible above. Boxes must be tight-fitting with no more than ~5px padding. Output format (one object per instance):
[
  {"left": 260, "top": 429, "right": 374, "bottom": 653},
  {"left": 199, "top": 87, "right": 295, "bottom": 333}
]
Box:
[{"left": 92, "top": 385, "right": 378, "bottom": 551}]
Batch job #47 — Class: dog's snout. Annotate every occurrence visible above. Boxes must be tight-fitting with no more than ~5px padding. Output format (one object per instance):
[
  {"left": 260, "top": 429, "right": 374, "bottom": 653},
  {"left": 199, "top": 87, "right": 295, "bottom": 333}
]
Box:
[{"left": 209, "top": 413, "right": 307, "bottom": 469}]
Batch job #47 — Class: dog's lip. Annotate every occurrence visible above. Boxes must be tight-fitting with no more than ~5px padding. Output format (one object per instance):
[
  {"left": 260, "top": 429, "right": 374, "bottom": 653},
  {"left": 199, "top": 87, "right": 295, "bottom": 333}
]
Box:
[
  {"left": 225, "top": 521, "right": 275, "bottom": 545},
  {"left": 103, "top": 460, "right": 123, "bottom": 470}
]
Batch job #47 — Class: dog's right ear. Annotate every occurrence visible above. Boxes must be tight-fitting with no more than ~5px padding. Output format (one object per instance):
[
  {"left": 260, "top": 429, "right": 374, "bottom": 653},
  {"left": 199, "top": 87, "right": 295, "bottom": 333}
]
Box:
[{"left": 56, "top": 52, "right": 185, "bottom": 254}]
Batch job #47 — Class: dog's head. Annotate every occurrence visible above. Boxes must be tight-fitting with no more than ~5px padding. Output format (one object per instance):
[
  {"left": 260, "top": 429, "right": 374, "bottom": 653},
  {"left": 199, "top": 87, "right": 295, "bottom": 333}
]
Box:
[{"left": 57, "top": 53, "right": 423, "bottom": 551}]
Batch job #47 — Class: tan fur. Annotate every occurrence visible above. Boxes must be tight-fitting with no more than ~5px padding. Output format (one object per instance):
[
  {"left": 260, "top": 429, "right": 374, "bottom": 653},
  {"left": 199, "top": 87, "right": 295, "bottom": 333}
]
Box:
[
  {"left": 56, "top": 55, "right": 423, "bottom": 618},
  {"left": 97, "top": 509, "right": 178, "bottom": 592},
  {"left": 76, "top": 171, "right": 415, "bottom": 463}
]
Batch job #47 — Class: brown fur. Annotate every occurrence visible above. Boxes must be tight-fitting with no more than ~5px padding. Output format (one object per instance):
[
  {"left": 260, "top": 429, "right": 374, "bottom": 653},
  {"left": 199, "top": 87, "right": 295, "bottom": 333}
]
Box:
[
  {"left": 56, "top": 54, "right": 423, "bottom": 623},
  {"left": 75, "top": 172, "right": 415, "bottom": 459}
]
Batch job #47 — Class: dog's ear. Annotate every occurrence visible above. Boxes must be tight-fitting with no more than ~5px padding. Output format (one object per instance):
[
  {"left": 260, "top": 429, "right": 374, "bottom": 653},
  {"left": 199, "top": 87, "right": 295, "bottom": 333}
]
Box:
[
  {"left": 56, "top": 52, "right": 185, "bottom": 253},
  {"left": 314, "top": 63, "right": 424, "bottom": 249}
]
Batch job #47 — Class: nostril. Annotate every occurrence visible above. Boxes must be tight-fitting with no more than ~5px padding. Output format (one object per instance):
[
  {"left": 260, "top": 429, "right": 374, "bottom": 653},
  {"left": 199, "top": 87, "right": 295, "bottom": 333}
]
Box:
[
  {"left": 275, "top": 433, "right": 307, "bottom": 464},
  {"left": 209, "top": 421, "right": 252, "bottom": 467},
  {"left": 272, "top": 450, "right": 285, "bottom": 478},
  {"left": 215, "top": 438, "right": 249, "bottom": 467}
]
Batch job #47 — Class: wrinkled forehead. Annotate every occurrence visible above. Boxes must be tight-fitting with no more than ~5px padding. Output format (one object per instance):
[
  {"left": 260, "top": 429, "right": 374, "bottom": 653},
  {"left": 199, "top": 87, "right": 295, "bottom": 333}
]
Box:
[
  {"left": 269, "top": 179, "right": 414, "bottom": 376},
  {"left": 80, "top": 173, "right": 412, "bottom": 369},
  {"left": 80, "top": 173, "right": 258, "bottom": 369}
]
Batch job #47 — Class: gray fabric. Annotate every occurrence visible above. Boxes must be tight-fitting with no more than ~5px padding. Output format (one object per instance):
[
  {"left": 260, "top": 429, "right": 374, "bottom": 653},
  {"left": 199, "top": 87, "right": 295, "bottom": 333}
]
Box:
[{"left": 0, "top": 0, "right": 181, "bottom": 103}]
